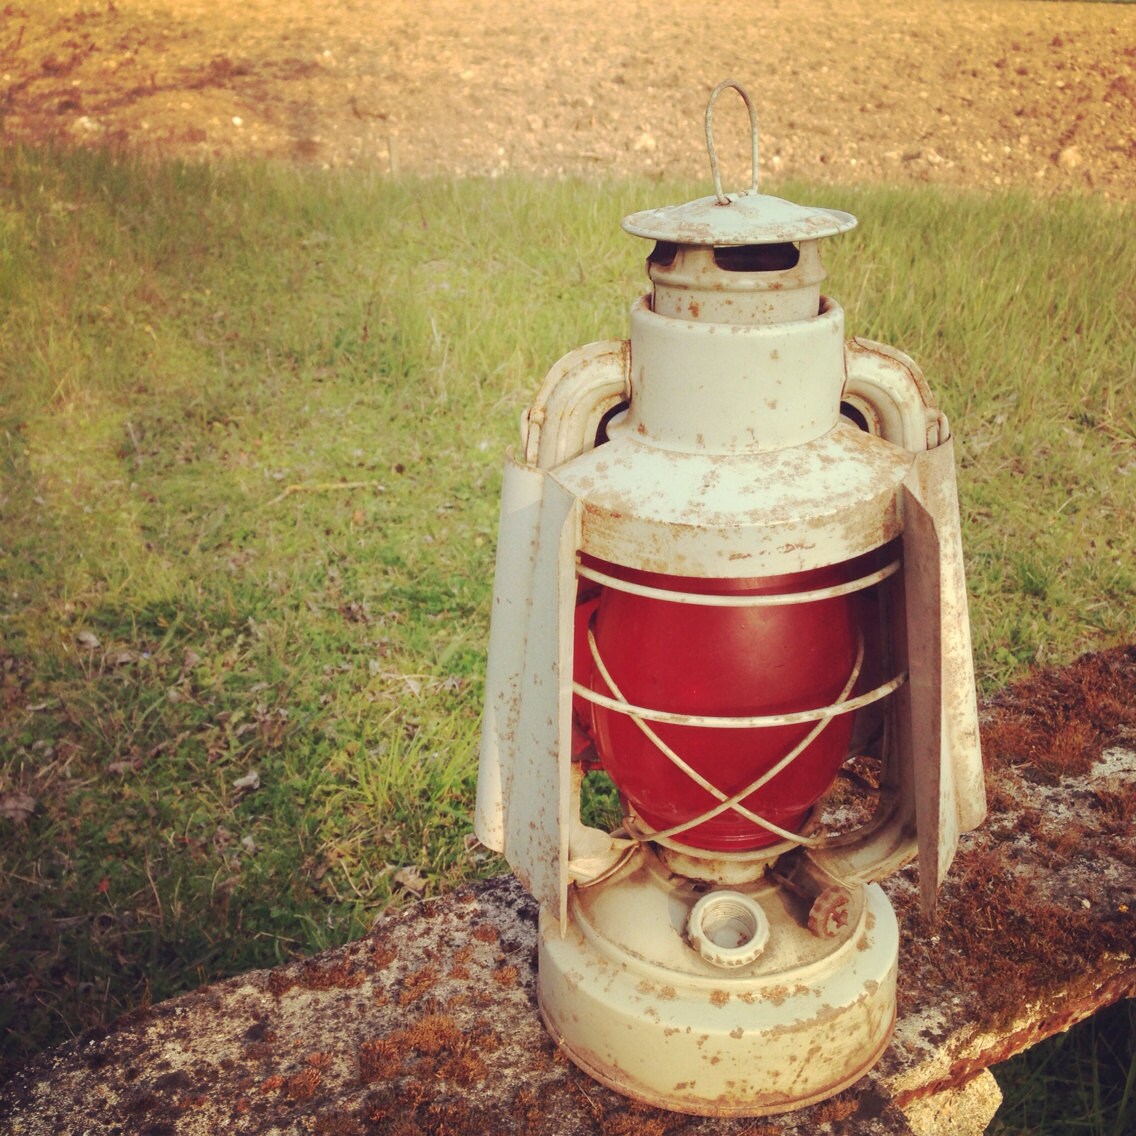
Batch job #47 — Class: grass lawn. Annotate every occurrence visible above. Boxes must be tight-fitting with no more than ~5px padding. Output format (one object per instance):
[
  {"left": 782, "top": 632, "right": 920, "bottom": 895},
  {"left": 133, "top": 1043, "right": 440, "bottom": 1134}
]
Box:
[{"left": 1, "top": 145, "right": 1133, "bottom": 1129}]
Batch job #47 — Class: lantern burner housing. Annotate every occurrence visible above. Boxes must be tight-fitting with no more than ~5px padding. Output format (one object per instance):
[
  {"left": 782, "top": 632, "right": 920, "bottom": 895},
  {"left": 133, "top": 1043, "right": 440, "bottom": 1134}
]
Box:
[{"left": 476, "top": 80, "right": 985, "bottom": 1116}]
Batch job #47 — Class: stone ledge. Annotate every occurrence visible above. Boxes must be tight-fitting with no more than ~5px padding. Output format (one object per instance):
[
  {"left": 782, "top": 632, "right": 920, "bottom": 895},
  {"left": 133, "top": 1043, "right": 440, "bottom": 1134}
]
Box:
[
  {"left": 0, "top": 873, "right": 917, "bottom": 1136},
  {"left": 2, "top": 694, "right": 1133, "bottom": 1134}
]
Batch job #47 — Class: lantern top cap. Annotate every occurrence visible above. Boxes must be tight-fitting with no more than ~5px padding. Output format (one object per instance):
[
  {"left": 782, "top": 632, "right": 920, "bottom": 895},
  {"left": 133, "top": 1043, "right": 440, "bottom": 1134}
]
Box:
[
  {"left": 621, "top": 79, "right": 858, "bottom": 247},
  {"left": 621, "top": 191, "right": 857, "bottom": 247}
]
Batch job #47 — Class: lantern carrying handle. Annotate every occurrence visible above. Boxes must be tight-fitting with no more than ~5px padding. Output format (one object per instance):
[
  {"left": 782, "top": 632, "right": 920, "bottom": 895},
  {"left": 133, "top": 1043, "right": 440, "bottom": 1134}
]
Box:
[{"left": 705, "top": 79, "right": 760, "bottom": 204}]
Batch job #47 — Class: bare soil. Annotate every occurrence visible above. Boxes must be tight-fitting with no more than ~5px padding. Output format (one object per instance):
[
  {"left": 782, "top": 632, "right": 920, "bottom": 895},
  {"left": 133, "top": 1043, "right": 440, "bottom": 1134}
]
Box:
[{"left": 3, "top": 0, "right": 1136, "bottom": 197}]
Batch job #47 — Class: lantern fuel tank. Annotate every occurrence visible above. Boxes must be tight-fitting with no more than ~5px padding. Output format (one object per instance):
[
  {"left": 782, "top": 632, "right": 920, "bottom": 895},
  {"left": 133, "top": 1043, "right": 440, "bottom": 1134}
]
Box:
[{"left": 475, "top": 81, "right": 985, "bottom": 1116}]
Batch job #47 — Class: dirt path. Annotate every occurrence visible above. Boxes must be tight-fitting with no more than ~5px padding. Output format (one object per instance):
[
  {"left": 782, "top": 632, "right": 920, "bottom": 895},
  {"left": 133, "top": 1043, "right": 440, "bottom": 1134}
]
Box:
[{"left": 2, "top": 0, "right": 1135, "bottom": 197}]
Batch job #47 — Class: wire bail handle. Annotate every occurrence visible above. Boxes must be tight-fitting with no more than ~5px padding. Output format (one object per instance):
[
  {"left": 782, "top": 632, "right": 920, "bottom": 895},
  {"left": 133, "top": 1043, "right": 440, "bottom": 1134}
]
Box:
[{"left": 705, "top": 79, "right": 760, "bottom": 205}]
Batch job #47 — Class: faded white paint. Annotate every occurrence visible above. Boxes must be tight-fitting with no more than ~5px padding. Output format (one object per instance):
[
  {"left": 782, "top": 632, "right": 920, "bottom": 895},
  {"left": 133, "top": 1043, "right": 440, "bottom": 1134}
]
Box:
[{"left": 475, "top": 135, "right": 985, "bottom": 1115}]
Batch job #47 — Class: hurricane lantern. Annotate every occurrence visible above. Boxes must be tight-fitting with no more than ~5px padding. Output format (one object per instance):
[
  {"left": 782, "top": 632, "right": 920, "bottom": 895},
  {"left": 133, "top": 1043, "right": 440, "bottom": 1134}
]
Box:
[{"left": 475, "top": 81, "right": 986, "bottom": 1117}]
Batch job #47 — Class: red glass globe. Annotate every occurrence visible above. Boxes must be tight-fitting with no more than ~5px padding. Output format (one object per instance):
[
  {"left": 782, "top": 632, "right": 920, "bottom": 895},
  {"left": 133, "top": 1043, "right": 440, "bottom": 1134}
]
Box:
[{"left": 578, "top": 557, "right": 867, "bottom": 851}]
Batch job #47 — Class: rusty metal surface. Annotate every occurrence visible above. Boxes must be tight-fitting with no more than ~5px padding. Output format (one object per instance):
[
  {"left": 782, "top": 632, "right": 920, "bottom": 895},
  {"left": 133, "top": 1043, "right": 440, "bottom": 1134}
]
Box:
[
  {"left": 899, "top": 480, "right": 952, "bottom": 914},
  {"left": 622, "top": 295, "right": 848, "bottom": 450},
  {"left": 475, "top": 458, "right": 546, "bottom": 854},
  {"left": 523, "top": 339, "right": 629, "bottom": 469},
  {"left": 647, "top": 243, "right": 829, "bottom": 325},
  {"left": 621, "top": 79, "right": 855, "bottom": 246},
  {"left": 475, "top": 112, "right": 986, "bottom": 1117},
  {"left": 477, "top": 472, "right": 578, "bottom": 924},
  {"left": 902, "top": 441, "right": 985, "bottom": 839},
  {"left": 553, "top": 421, "right": 911, "bottom": 578},
  {"left": 536, "top": 850, "right": 899, "bottom": 1115},
  {"left": 622, "top": 191, "right": 858, "bottom": 247},
  {"left": 844, "top": 339, "right": 942, "bottom": 452}
]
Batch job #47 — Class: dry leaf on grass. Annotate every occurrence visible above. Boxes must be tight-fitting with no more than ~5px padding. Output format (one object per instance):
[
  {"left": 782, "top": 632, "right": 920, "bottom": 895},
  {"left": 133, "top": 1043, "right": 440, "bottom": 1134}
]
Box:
[
  {"left": 393, "top": 866, "right": 428, "bottom": 897},
  {"left": 0, "top": 793, "right": 38, "bottom": 822}
]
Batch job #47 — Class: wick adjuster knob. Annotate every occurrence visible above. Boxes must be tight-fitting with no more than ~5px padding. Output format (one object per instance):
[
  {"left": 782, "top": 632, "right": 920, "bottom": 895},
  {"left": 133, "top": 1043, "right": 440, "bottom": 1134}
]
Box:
[{"left": 687, "top": 891, "right": 770, "bottom": 969}]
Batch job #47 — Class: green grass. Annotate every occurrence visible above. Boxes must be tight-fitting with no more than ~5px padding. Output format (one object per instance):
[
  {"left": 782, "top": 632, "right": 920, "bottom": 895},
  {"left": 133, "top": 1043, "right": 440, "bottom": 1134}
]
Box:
[
  {"left": 1, "top": 146, "right": 1134, "bottom": 1129},
  {"left": 991, "top": 1000, "right": 1136, "bottom": 1136}
]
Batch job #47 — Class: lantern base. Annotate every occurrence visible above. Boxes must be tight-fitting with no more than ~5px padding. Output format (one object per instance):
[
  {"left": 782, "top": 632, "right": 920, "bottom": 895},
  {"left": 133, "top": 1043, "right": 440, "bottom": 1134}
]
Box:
[{"left": 537, "top": 847, "right": 897, "bottom": 1117}]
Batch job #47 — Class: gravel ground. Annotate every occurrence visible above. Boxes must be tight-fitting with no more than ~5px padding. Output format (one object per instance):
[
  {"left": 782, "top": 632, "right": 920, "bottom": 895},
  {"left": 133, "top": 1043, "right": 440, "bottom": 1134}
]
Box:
[{"left": 3, "top": 0, "right": 1135, "bottom": 197}]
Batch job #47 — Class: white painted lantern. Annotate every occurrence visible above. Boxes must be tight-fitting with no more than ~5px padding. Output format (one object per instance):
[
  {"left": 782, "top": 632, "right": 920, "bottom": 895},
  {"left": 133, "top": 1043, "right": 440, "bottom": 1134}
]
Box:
[{"left": 475, "top": 81, "right": 986, "bottom": 1116}]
